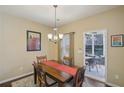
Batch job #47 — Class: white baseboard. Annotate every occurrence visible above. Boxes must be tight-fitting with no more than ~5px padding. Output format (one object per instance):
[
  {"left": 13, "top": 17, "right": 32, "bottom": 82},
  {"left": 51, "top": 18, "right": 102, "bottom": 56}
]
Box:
[
  {"left": 105, "top": 82, "right": 120, "bottom": 87},
  {"left": 0, "top": 72, "right": 33, "bottom": 84}
]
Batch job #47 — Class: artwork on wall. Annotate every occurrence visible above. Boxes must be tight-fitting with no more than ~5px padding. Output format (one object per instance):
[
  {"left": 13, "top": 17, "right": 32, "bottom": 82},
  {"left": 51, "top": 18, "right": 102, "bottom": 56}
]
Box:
[
  {"left": 27, "top": 30, "right": 41, "bottom": 51},
  {"left": 111, "top": 34, "right": 124, "bottom": 47}
]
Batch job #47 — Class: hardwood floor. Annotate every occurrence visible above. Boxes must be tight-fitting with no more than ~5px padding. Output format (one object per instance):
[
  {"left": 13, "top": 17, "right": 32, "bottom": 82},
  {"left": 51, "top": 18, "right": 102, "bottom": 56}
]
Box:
[
  {"left": 84, "top": 77, "right": 105, "bottom": 87},
  {"left": 0, "top": 82, "right": 11, "bottom": 87}
]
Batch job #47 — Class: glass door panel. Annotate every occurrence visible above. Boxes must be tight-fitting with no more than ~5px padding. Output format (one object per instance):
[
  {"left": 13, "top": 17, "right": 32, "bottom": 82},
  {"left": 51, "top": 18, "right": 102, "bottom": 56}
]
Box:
[{"left": 84, "top": 31, "right": 106, "bottom": 82}]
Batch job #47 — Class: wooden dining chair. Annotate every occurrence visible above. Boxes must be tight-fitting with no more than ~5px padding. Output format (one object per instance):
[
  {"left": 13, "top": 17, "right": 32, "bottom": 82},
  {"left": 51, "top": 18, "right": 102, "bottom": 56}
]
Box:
[
  {"left": 63, "top": 56, "right": 73, "bottom": 67},
  {"left": 32, "top": 61, "right": 57, "bottom": 87},
  {"left": 32, "top": 62, "right": 46, "bottom": 86},
  {"left": 36, "top": 55, "right": 47, "bottom": 63},
  {"left": 64, "top": 66, "right": 86, "bottom": 87},
  {"left": 73, "top": 66, "right": 86, "bottom": 87}
]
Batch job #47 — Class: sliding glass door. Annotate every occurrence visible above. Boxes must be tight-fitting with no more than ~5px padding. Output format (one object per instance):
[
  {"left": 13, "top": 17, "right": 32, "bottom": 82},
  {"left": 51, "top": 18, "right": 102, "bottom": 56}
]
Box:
[{"left": 84, "top": 30, "right": 107, "bottom": 82}]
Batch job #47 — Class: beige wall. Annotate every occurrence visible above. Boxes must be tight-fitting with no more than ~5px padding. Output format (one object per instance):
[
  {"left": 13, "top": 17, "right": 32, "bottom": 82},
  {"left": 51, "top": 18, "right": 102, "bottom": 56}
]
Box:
[
  {"left": 59, "top": 6, "right": 124, "bottom": 86},
  {"left": 0, "top": 13, "right": 57, "bottom": 82}
]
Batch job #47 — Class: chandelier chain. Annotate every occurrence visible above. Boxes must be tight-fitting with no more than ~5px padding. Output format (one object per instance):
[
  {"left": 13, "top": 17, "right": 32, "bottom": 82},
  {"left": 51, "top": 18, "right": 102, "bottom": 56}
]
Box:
[{"left": 55, "top": 5, "right": 57, "bottom": 28}]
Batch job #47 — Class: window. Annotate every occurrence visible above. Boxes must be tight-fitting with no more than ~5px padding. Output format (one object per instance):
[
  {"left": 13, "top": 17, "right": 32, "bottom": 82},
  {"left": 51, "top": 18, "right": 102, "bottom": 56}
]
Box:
[{"left": 60, "top": 34, "right": 70, "bottom": 60}]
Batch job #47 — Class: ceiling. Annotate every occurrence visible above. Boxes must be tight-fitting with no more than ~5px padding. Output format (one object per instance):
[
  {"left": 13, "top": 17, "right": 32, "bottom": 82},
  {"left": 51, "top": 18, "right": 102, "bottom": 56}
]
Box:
[{"left": 0, "top": 5, "right": 118, "bottom": 27}]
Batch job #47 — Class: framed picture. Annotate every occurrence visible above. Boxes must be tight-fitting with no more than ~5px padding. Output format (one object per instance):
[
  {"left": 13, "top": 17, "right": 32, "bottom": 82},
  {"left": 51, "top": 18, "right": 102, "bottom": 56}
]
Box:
[
  {"left": 111, "top": 34, "right": 124, "bottom": 47},
  {"left": 27, "top": 30, "right": 41, "bottom": 51}
]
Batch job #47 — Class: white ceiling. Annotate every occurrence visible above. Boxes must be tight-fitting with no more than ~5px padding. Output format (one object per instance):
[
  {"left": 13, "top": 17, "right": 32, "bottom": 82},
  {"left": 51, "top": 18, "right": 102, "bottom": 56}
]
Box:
[{"left": 0, "top": 5, "right": 118, "bottom": 27}]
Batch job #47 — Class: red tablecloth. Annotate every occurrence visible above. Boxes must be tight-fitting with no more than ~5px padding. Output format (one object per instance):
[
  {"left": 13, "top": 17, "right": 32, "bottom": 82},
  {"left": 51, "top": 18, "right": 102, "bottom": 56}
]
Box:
[{"left": 42, "top": 60, "right": 77, "bottom": 76}]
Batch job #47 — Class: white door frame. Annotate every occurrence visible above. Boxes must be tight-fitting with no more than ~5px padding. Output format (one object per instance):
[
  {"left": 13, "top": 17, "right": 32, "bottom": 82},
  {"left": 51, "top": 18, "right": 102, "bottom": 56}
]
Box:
[{"left": 83, "top": 29, "right": 107, "bottom": 82}]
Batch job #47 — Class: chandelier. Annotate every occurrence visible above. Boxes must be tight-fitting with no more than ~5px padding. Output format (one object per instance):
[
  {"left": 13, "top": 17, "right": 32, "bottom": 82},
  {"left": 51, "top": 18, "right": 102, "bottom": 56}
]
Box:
[{"left": 48, "top": 5, "right": 63, "bottom": 44}]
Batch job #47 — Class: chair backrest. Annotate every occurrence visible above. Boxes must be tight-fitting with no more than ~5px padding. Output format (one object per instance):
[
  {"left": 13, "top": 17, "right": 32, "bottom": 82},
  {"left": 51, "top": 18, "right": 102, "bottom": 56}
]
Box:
[
  {"left": 63, "top": 56, "right": 73, "bottom": 66},
  {"left": 36, "top": 55, "right": 47, "bottom": 63},
  {"left": 73, "top": 66, "right": 86, "bottom": 87},
  {"left": 32, "top": 61, "right": 46, "bottom": 86},
  {"left": 37, "top": 64, "right": 46, "bottom": 86}
]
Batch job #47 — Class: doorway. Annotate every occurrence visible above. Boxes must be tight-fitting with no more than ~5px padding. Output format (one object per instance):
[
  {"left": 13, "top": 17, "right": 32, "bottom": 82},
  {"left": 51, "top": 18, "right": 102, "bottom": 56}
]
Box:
[{"left": 83, "top": 30, "right": 107, "bottom": 82}]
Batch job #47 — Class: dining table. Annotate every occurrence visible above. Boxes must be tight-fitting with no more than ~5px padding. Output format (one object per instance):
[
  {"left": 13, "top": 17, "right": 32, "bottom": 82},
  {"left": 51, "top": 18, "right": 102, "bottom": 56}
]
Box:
[{"left": 33, "top": 60, "right": 78, "bottom": 87}]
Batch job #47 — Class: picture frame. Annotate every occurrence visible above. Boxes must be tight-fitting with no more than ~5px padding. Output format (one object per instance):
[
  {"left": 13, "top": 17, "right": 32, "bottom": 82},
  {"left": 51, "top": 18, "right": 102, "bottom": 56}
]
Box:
[
  {"left": 27, "top": 30, "right": 41, "bottom": 51},
  {"left": 111, "top": 34, "right": 124, "bottom": 47}
]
